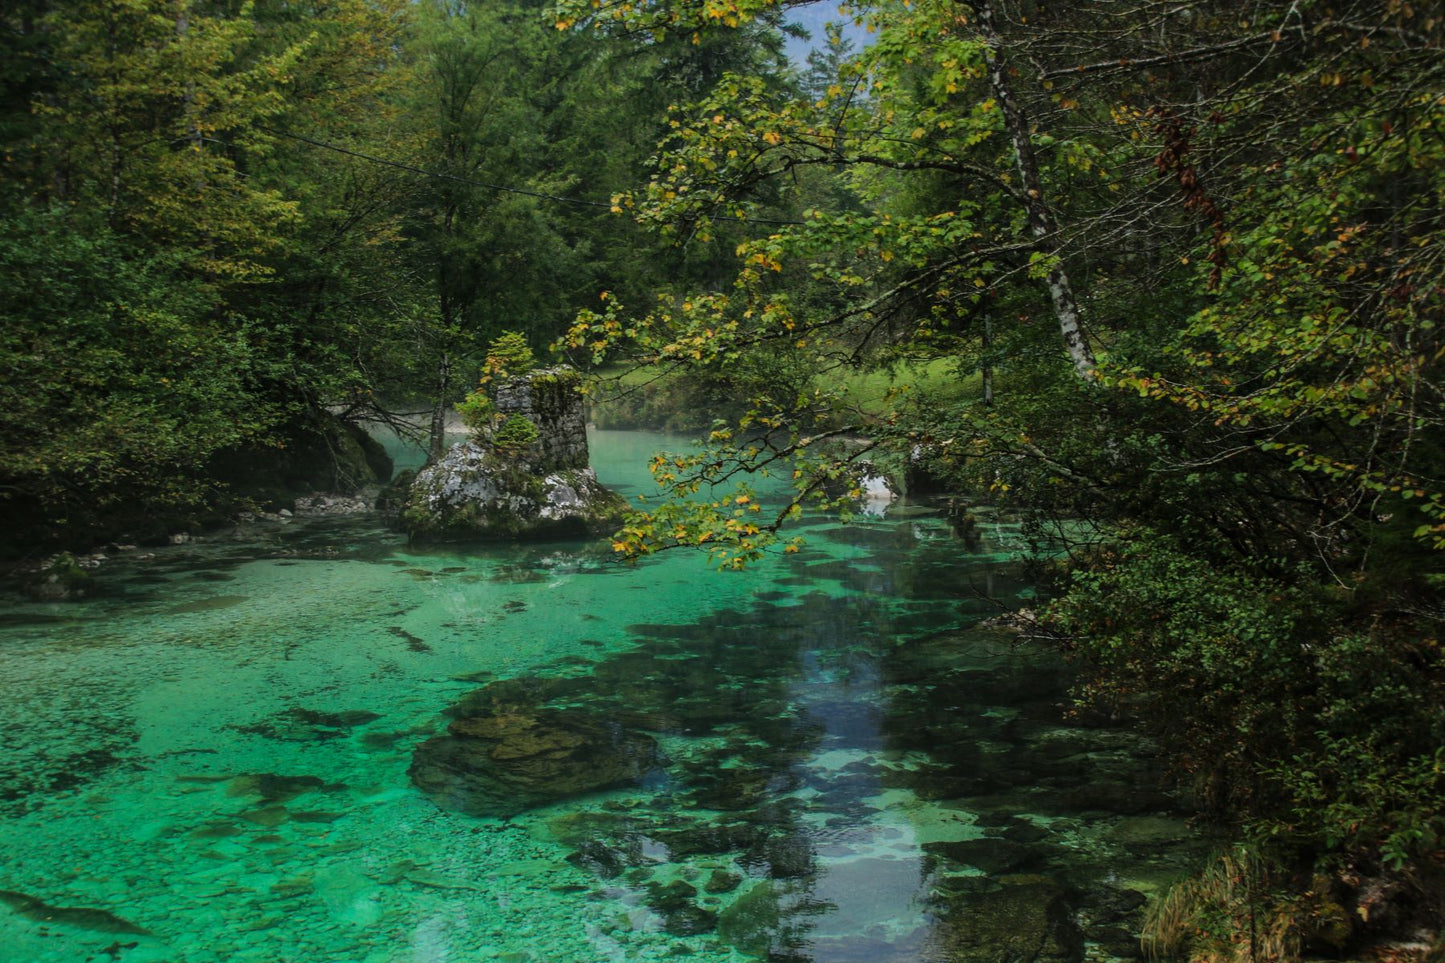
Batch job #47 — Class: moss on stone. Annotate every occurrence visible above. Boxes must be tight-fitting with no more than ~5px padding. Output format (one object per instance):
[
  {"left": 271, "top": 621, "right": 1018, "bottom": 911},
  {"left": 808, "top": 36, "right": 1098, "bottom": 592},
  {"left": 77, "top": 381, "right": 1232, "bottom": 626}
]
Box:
[
  {"left": 399, "top": 445, "right": 627, "bottom": 543},
  {"left": 493, "top": 414, "right": 541, "bottom": 451},
  {"left": 210, "top": 410, "right": 393, "bottom": 504},
  {"left": 22, "top": 553, "right": 96, "bottom": 601}
]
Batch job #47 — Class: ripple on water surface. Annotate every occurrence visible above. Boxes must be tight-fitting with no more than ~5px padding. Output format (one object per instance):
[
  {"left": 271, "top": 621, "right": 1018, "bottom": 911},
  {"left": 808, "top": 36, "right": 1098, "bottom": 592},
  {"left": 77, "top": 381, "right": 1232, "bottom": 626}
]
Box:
[{"left": 0, "top": 432, "right": 1210, "bottom": 963}]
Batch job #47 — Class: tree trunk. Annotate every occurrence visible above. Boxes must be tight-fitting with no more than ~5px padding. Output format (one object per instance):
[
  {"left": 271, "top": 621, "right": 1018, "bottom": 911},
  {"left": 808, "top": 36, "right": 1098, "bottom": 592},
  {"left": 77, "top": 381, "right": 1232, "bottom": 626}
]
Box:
[
  {"left": 982, "top": 314, "right": 994, "bottom": 406},
  {"left": 427, "top": 353, "right": 452, "bottom": 464},
  {"left": 970, "top": 0, "right": 1097, "bottom": 381}
]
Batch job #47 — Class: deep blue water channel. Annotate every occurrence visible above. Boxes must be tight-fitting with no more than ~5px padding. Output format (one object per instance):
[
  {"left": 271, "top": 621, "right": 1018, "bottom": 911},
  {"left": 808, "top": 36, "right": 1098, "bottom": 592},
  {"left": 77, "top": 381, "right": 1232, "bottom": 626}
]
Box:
[{"left": 0, "top": 430, "right": 1208, "bottom": 962}]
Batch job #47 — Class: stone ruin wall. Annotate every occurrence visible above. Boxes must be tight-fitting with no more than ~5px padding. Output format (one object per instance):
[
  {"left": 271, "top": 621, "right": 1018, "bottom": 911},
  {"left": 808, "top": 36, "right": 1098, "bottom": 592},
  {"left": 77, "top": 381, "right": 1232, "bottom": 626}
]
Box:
[{"left": 492, "top": 368, "right": 589, "bottom": 474}]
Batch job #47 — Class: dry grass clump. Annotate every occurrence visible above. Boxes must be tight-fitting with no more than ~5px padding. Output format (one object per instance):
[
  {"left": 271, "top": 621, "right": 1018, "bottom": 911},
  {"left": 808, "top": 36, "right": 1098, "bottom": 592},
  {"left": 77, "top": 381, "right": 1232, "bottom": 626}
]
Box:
[{"left": 1142, "top": 847, "right": 1357, "bottom": 963}]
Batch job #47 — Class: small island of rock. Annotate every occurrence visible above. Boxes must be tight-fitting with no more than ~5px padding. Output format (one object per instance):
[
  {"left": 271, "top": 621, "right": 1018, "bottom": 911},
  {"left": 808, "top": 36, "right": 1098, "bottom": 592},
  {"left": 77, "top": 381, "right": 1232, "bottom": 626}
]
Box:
[{"left": 397, "top": 367, "right": 627, "bottom": 541}]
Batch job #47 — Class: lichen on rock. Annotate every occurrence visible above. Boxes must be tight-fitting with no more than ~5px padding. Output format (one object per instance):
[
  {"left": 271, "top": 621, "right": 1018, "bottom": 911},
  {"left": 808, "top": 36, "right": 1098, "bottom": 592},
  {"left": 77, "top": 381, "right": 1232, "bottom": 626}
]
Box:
[{"left": 399, "top": 443, "right": 626, "bottom": 540}]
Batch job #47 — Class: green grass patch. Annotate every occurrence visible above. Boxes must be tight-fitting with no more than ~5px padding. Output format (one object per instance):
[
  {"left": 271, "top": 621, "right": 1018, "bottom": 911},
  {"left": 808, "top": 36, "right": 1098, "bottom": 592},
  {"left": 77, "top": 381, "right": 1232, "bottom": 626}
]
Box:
[
  {"left": 825, "top": 358, "right": 979, "bottom": 418},
  {"left": 584, "top": 357, "right": 990, "bottom": 431}
]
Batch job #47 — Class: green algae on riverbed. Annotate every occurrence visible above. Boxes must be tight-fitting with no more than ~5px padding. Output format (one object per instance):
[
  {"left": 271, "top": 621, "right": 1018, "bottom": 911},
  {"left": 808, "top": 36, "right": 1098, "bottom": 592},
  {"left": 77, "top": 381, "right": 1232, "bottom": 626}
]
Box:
[{"left": 0, "top": 430, "right": 1210, "bottom": 963}]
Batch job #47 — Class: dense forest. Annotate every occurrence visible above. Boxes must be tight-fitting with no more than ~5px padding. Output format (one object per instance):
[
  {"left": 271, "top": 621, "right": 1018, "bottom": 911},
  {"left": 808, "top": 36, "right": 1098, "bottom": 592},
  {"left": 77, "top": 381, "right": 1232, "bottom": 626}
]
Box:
[{"left": 2, "top": 0, "right": 1442, "bottom": 957}]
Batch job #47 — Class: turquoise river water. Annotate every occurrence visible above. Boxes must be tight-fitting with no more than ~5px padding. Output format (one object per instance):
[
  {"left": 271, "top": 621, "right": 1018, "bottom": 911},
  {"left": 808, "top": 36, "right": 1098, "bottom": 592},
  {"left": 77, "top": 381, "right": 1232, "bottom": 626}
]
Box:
[{"left": 0, "top": 430, "right": 1210, "bottom": 963}]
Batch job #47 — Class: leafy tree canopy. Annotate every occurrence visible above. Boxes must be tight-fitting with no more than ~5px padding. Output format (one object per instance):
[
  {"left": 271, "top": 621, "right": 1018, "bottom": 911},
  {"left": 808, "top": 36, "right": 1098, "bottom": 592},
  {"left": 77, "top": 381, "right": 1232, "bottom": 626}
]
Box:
[{"left": 553, "top": 0, "right": 1445, "bottom": 911}]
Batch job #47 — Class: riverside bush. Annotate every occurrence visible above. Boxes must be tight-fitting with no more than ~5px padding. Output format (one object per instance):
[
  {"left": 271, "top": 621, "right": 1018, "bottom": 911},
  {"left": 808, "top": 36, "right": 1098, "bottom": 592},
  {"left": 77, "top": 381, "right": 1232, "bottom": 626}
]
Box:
[
  {"left": 1051, "top": 536, "right": 1445, "bottom": 865},
  {"left": 492, "top": 414, "right": 539, "bottom": 451},
  {"left": 456, "top": 390, "right": 496, "bottom": 434}
]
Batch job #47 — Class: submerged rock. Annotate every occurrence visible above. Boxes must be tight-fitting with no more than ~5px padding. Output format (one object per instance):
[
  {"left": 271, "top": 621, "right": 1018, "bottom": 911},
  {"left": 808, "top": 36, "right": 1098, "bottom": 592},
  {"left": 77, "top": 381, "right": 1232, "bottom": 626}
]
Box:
[
  {"left": 233, "top": 708, "right": 382, "bottom": 742},
  {"left": 741, "top": 834, "right": 815, "bottom": 880},
  {"left": 715, "top": 879, "right": 831, "bottom": 959},
  {"left": 716, "top": 880, "right": 787, "bottom": 958},
  {"left": 923, "top": 837, "right": 1038, "bottom": 876},
  {"left": 927, "top": 877, "right": 1083, "bottom": 963},
  {"left": 409, "top": 705, "right": 660, "bottom": 818},
  {"left": 225, "top": 773, "right": 336, "bottom": 803},
  {"left": 0, "top": 889, "right": 151, "bottom": 936},
  {"left": 1079, "top": 883, "right": 1148, "bottom": 960},
  {"left": 646, "top": 879, "right": 718, "bottom": 936},
  {"left": 565, "top": 840, "right": 633, "bottom": 879},
  {"left": 705, "top": 870, "right": 743, "bottom": 894},
  {"left": 20, "top": 553, "right": 95, "bottom": 601}
]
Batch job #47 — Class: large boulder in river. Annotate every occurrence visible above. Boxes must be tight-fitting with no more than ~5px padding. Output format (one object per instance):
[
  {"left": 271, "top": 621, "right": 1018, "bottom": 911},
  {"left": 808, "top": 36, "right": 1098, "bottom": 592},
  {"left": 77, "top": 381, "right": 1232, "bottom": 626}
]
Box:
[
  {"left": 409, "top": 705, "right": 661, "bottom": 818},
  {"left": 398, "top": 442, "right": 627, "bottom": 540},
  {"left": 398, "top": 368, "right": 627, "bottom": 540}
]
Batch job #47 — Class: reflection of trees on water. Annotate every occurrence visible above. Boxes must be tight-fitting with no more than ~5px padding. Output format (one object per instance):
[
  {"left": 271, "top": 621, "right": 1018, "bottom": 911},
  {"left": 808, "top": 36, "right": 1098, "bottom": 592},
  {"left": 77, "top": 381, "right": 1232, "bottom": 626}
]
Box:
[
  {"left": 864, "top": 529, "right": 1211, "bottom": 961},
  {"left": 416, "top": 586, "right": 857, "bottom": 955},
  {"left": 598, "top": 592, "right": 859, "bottom": 956},
  {"left": 414, "top": 514, "right": 1207, "bottom": 960},
  {"left": 535, "top": 521, "right": 977, "bottom": 959}
]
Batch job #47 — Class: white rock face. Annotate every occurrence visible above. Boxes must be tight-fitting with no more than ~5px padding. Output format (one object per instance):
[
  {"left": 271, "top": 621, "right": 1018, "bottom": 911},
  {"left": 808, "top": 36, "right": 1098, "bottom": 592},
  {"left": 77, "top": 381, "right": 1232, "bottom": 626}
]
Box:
[
  {"left": 402, "top": 443, "right": 625, "bottom": 541},
  {"left": 856, "top": 466, "right": 900, "bottom": 518},
  {"left": 538, "top": 473, "right": 587, "bottom": 520}
]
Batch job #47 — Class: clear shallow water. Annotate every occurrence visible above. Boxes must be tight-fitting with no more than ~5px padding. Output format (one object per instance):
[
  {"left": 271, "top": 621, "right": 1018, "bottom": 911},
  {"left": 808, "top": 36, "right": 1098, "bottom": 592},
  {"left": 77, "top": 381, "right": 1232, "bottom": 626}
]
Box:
[{"left": 0, "top": 430, "right": 1209, "bottom": 963}]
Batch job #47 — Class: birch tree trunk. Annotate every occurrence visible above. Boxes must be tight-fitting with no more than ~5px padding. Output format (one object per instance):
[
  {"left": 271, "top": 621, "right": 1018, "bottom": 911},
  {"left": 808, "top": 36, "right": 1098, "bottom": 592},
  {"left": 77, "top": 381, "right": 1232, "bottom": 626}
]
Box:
[{"left": 970, "top": 1, "right": 1097, "bottom": 381}]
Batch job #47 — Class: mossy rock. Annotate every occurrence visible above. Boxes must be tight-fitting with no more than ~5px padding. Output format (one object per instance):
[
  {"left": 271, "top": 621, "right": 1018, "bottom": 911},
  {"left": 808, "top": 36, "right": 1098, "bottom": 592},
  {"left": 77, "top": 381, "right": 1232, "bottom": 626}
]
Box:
[
  {"left": 716, "top": 881, "right": 786, "bottom": 958},
  {"left": 927, "top": 877, "right": 1084, "bottom": 963},
  {"left": 399, "top": 442, "right": 627, "bottom": 542},
  {"left": 408, "top": 705, "right": 660, "bottom": 818},
  {"left": 647, "top": 880, "right": 718, "bottom": 936},
  {"left": 21, "top": 553, "right": 95, "bottom": 601},
  {"left": 210, "top": 410, "right": 393, "bottom": 505},
  {"left": 376, "top": 469, "right": 417, "bottom": 519}
]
